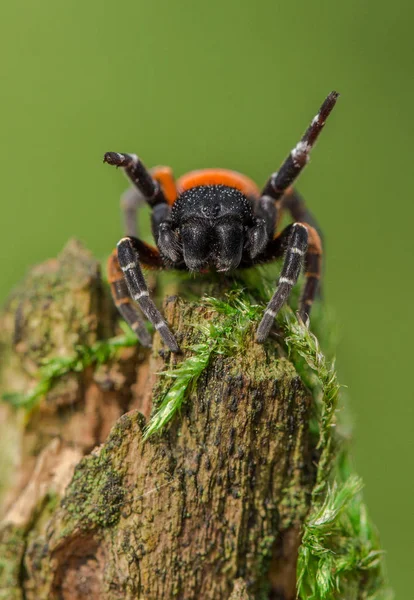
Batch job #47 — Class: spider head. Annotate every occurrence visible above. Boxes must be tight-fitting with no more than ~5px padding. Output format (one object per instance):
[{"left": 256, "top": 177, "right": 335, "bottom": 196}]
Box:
[{"left": 160, "top": 185, "right": 268, "bottom": 271}]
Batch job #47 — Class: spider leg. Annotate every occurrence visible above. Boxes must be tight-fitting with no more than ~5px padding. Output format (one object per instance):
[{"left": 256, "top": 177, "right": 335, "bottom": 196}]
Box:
[
  {"left": 299, "top": 225, "right": 322, "bottom": 320},
  {"left": 119, "top": 167, "right": 177, "bottom": 238},
  {"left": 281, "top": 187, "right": 322, "bottom": 241},
  {"left": 151, "top": 165, "right": 178, "bottom": 205},
  {"left": 256, "top": 222, "right": 323, "bottom": 340},
  {"left": 256, "top": 223, "right": 308, "bottom": 342},
  {"left": 120, "top": 186, "right": 144, "bottom": 238},
  {"left": 116, "top": 236, "right": 180, "bottom": 353},
  {"left": 107, "top": 249, "right": 152, "bottom": 347},
  {"left": 104, "top": 152, "right": 166, "bottom": 207},
  {"left": 257, "top": 91, "right": 339, "bottom": 237},
  {"left": 280, "top": 186, "right": 325, "bottom": 298},
  {"left": 104, "top": 153, "right": 177, "bottom": 241}
]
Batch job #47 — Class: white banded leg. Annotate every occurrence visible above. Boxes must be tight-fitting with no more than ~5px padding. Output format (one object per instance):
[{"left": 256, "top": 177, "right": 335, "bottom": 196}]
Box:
[
  {"left": 260, "top": 91, "right": 339, "bottom": 203},
  {"left": 256, "top": 91, "right": 339, "bottom": 239},
  {"left": 104, "top": 152, "right": 166, "bottom": 208},
  {"left": 107, "top": 250, "right": 152, "bottom": 348},
  {"left": 256, "top": 223, "right": 308, "bottom": 343},
  {"left": 113, "top": 281, "right": 152, "bottom": 346},
  {"left": 117, "top": 237, "right": 180, "bottom": 353}
]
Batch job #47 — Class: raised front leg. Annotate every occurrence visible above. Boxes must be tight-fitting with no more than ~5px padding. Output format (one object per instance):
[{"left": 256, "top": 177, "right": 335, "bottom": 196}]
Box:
[
  {"left": 256, "top": 91, "right": 339, "bottom": 237},
  {"left": 104, "top": 153, "right": 177, "bottom": 241},
  {"left": 104, "top": 152, "right": 167, "bottom": 207}
]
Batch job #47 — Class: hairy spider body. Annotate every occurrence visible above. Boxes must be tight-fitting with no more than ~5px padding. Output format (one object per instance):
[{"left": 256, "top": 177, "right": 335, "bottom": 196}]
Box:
[
  {"left": 164, "top": 185, "right": 265, "bottom": 272},
  {"left": 105, "top": 91, "right": 338, "bottom": 352}
]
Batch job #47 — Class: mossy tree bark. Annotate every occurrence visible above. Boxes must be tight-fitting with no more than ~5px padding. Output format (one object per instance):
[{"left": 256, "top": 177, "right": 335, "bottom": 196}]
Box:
[{"left": 0, "top": 241, "right": 323, "bottom": 599}]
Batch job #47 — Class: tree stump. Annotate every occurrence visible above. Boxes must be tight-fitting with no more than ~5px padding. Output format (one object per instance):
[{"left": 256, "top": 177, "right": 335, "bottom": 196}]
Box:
[{"left": 0, "top": 241, "right": 391, "bottom": 600}]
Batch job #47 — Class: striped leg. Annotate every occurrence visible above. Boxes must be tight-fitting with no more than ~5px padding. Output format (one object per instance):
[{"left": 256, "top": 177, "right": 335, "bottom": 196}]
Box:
[
  {"left": 107, "top": 250, "right": 152, "bottom": 347},
  {"left": 281, "top": 187, "right": 323, "bottom": 241},
  {"left": 256, "top": 223, "right": 308, "bottom": 343},
  {"left": 257, "top": 91, "right": 339, "bottom": 236},
  {"left": 281, "top": 188, "right": 325, "bottom": 301},
  {"left": 104, "top": 153, "right": 173, "bottom": 240},
  {"left": 104, "top": 152, "right": 166, "bottom": 207},
  {"left": 117, "top": 237, "right": 180, "bottom": 353},
  {"left": 299, "top": 226, "right": 323, "bottom": 320},
  {"left": 120, "top": 167, "right": 178, "bottom": 238}
]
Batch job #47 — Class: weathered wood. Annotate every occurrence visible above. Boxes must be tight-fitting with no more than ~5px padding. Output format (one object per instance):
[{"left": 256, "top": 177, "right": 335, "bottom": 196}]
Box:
[{"left": 0, "top": 241, "right": 318, "bottom": 600}]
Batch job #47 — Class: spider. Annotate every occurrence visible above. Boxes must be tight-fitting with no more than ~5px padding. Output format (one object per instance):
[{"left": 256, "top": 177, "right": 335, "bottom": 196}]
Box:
[{"left": 104, "top": 91, "right": 339, "bottom": 353}]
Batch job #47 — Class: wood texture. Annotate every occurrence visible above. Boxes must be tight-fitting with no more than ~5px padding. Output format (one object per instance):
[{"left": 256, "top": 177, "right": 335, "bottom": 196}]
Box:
[{"left": 0, "top": 241, "right": 318, "bottom": 600}]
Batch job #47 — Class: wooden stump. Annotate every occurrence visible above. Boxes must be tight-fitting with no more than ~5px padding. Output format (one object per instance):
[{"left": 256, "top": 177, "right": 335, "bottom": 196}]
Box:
[{"left": 0, "top": 241, "right": 317, "bottom": 600}]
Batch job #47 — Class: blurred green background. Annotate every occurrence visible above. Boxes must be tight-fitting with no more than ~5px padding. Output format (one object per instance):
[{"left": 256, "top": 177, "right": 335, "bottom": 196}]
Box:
[{"left": 1, "top": 0, "right": 412, "bottom": 595}]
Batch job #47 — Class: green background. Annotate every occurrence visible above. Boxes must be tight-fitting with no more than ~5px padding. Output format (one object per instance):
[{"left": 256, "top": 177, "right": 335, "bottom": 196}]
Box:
[{"left": 1, "top": 1, "right": 412, "bottom": 595}]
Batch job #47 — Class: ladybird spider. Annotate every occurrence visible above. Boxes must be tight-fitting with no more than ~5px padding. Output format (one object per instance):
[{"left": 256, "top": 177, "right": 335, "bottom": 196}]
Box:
[{"left": 104, "top": 91, "right": 339, "bottom": 353}]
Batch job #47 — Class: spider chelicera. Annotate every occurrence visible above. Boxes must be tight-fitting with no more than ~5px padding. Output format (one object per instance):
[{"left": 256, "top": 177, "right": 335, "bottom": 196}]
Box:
[{"left": 104, "top": 91, "right": 339, "bottom": 353}]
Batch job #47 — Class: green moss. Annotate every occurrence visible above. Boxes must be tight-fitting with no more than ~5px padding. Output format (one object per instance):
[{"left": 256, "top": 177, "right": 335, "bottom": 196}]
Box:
[
  {"left": 0, "top": 525, "right": 26, "bottom": 598},
  {"left": 282, "top": 310, "right": 393, "bottom": 600},
  {"left": 158, "top": 278, "right": 393, "bottom": 599},
  {"left": 59, "top": 413, "right": 141, "bottom": 534},
  {"left": 0, "top": 261, "right": 393, "bottom": 599},
  {"left": 61, "top": 449, "right": 126, "bottom": 532},
  {"left": 145, "top": 289, "right": 262, "bottom": 439},
  {"left": 259, "top": 535, "right": 275, "bottom": 559},
  {"left": 1, "top": 321, "right": 138, "bottom": 411}
]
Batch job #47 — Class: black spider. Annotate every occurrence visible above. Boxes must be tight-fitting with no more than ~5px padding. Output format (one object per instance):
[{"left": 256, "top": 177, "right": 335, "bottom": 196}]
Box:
[{"left": 105, "top": 91, "right": 339, "bottom": 353}]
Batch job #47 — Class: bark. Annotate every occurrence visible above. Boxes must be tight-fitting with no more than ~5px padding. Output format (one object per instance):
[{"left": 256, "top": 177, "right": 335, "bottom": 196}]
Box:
[{"left": 0, "top": 241, "right": 318, "bottom": 600}]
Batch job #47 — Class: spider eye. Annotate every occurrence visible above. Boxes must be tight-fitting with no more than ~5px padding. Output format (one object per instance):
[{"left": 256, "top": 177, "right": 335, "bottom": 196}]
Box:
[{"left": 201, "top": 203, "right": 221, "bottom": 218}]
